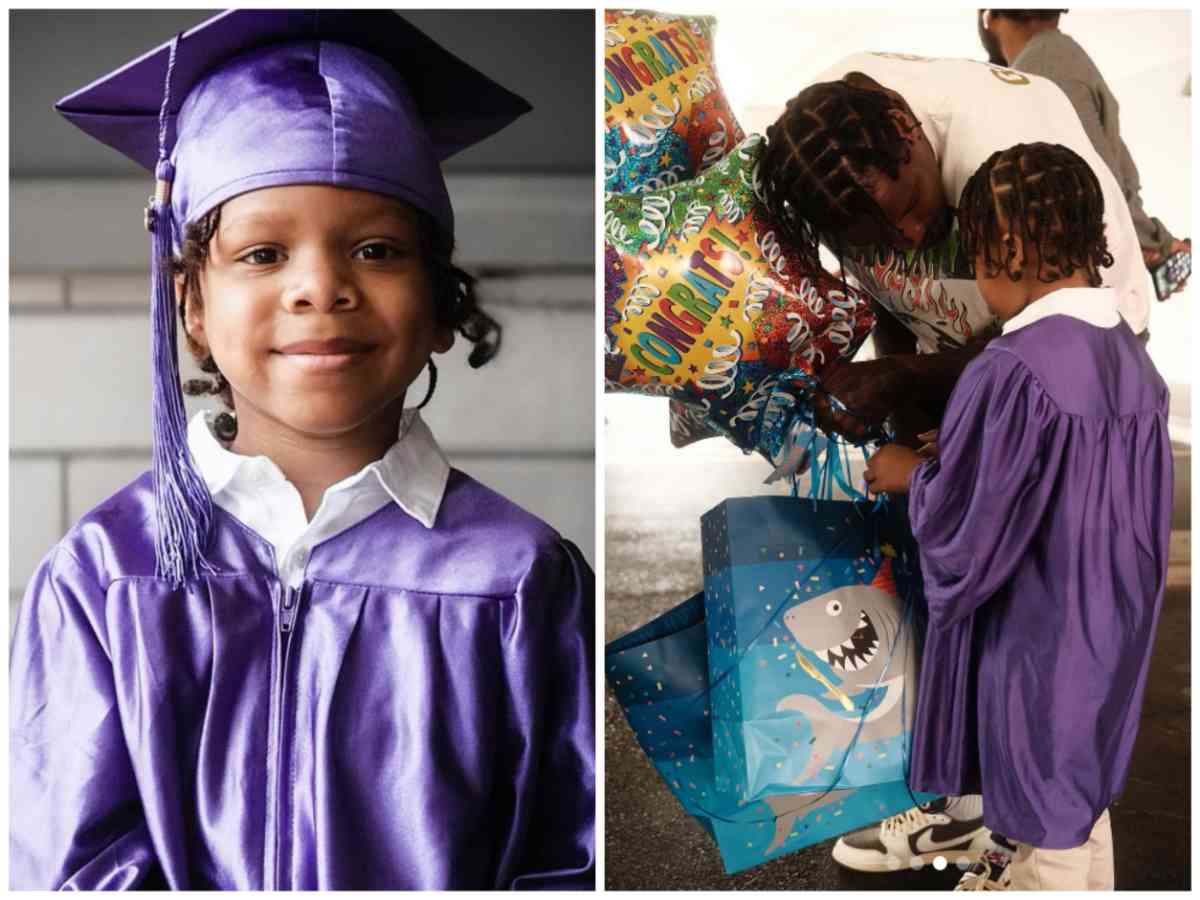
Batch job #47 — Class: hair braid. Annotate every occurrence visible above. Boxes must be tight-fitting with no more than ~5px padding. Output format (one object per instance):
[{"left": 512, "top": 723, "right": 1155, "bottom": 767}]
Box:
[
  {"left": 958, "top": 142, "right": 1113, "bottom": 287},
  {"left": 760, "top": 76, "right": 918, "bottom": 273}
]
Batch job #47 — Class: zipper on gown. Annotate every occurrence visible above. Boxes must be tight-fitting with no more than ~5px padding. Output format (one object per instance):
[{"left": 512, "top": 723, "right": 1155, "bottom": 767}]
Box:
[{"left": 267, "top": 582, "right": 303, "bottom": 888}]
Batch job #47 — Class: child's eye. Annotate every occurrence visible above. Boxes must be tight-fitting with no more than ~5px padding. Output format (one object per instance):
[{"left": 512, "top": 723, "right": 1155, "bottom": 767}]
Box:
[
  {"left": 239, "top": 247, "right": 281, "bottom": 265},
  {"left": 353, "top": 242, "right": 403, "bottom": 261}
]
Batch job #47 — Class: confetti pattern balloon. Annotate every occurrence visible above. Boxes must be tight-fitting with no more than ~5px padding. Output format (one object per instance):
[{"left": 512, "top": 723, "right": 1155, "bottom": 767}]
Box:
[
  {"left": 603, "top": 10, "right": 744, "bottom": 194},
  {"left": 604, "top": 134, "right": 875, "bottom": 468}
]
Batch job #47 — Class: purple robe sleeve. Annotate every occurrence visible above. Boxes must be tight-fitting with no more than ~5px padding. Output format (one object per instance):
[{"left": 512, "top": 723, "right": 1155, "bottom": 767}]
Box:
[
  {"left": 10, "top": 548, "right": 162, "bottom": 889},
  {"left": 496, "top": 539, "right": 595, "bottom": 890},
  {"left": 908, "top": 350, "right": 1061, "bottom": 627}
]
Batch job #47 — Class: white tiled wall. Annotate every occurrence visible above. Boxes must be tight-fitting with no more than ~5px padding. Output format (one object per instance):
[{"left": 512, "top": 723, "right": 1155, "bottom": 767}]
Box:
[
  {"left": 10, "top": 459, "right": 63, "bottom": 598},
  {"left": 12, "top": 315, "right": 159, "bottom": 450},
  {"left": 11, "top": 175, "right": 595, "bottom": 611},
  {"left": 11, "top": 275, "right": 64, "bottom": 307},
  {"left": 10, "top": 176, "right": 592, "bottom": 272},
  {"left": 66, "top": 456, "right": 154, "bottom": 524},
  {"left": 71, "top": 274, "right": 152, "bottom": 308}
]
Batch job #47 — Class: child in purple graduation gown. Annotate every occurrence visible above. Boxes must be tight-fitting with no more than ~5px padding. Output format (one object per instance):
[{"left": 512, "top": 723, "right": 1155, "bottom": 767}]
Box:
[
  {"left": 863, "top": 142, "right": 1172, "bottom": 890},
  {"left": 9, "top": 11, "right": 593, "bottom": 891}
]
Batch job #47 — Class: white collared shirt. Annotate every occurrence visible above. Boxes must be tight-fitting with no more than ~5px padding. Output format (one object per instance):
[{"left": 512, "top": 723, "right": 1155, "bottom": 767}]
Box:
[
  {"left": 187, "top": 409, "right": 449, "bottom": 587},
  {"left": 1001, "top": 286, "right": 1122, "bottom": 335}
]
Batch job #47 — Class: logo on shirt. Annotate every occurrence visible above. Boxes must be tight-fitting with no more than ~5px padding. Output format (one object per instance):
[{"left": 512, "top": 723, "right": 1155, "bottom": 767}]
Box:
[{"left": 987, "top": 65, "right": 1031, "bottom": 86}]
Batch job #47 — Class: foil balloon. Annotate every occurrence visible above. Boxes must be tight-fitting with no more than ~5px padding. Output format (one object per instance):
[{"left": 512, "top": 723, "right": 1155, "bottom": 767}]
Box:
[
  {"left": 604, "top": 134, "right": 876, "bottom": 470},
  {"left": 603, "top": 10, "right": 744, "bottom": 194}
]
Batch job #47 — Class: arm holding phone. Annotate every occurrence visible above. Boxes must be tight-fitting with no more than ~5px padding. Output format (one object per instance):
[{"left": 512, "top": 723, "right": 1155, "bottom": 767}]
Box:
[{"left": 1144, "top": 238, "right": 1191, "bottom": 300}]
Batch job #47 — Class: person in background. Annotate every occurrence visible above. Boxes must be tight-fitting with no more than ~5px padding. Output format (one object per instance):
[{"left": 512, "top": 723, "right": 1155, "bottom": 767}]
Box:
[
  {"left": 979, "top": 9, "right": 1189, "bottom": 293},
  {"left": 976, "top": 9, "right": 1008, "bottom": 66},
  {"left": 864, "top": 141, "right": 1172, "bottom": 891}
]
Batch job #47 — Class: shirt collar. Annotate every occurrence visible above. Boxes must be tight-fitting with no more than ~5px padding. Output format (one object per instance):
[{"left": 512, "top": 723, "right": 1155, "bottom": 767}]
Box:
[
  {"left": 1001, "top": 286, "right": 1122, "bottom": 335},
  {"left": 187, "top": 409, "right": 449, "bottom": 529}
]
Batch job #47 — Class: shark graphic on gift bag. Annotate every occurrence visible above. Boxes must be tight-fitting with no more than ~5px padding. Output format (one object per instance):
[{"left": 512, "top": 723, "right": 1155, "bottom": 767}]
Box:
[{"left": 762, "top": 559, "right": 918, "bottom": 853}]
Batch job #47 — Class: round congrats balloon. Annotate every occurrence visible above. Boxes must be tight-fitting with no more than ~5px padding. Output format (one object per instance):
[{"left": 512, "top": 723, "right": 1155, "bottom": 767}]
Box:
[
  {"left": 604, "top": 135, "right": 876, "bottom": 459},
  {"left": 603, "top": 9, "right": 744, "bottom": 194}
]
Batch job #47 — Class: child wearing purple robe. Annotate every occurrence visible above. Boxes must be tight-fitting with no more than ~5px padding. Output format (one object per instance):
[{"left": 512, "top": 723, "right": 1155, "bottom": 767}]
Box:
[
  {"left": 9, "top": 11, "right": 594, "bottom": 890},
  {"left": 864, "top": 142, "right": 1172, "bottom": 890}
]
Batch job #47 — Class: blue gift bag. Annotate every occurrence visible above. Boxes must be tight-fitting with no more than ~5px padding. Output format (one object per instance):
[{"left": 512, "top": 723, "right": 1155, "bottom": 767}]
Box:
[
  {"left": 608, "top": 495, "right": 936, "bottom": 874},
  {"left": 608, "top": 592, "right": 810, "bottom": 872},
  {"left": 701, "top": 495, "right": 935, "bottom": 866}
]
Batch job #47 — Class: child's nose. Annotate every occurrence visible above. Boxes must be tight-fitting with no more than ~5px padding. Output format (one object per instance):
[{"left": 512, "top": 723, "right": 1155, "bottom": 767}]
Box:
[{"left": 281, "top": 256, "right": 361, "bottom": 313}]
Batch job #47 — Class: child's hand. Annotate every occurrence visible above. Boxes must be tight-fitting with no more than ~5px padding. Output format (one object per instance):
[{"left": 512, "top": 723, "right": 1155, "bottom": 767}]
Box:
[
  {"left": 916, "top": 429, "right": 940, "bottom": 459},
  {"left": 864, "top": 444, "right": 925, "bottom": 495}
]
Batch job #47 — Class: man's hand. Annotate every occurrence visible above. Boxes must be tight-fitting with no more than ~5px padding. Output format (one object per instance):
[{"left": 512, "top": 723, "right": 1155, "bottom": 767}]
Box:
[
  {"left": 1143, "top": 238, "right": 1191, "bottom": 296},
  {"left": 812, "top": 357, "right": 911, "bottom": 441},
  {"left": 864, "top": 444, "right": 924, "bottom": 495},
  {"left": 814, "top": 340, "right": 990, "bottom": 443}
]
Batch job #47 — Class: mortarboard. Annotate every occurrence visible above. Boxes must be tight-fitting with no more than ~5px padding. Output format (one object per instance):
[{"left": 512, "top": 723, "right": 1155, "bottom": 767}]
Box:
[{"left": 55, "top": 10, "right": 531, "bottom": 582}]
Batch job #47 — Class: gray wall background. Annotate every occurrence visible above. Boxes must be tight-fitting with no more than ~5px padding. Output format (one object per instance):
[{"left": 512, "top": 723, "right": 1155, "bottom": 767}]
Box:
[
  {"left": 10, "top": 10, "right": 595, "bottom": 614},
  {"left": 10, "top": 10, "right": 592, "bottom": 177}
]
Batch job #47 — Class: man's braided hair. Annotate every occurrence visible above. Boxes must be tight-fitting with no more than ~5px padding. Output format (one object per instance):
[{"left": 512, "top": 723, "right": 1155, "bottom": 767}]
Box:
[
  {"left": 957, "top": 142, "right": 1113, "bottom": 287},
  {"left": 759, "top": 73, "right": 919, "bottom": 274},
  {"left": 172, "top": 204, "right": 501, "bottom": 409}
]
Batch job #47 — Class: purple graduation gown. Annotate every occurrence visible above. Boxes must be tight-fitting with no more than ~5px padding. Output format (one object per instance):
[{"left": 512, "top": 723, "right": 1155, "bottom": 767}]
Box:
[
  {"left": 10, "top": 469, "right": 595, "bottom": 889},
  {"left": 907, "top": 316, "right": 1172, "bottom": 849}
]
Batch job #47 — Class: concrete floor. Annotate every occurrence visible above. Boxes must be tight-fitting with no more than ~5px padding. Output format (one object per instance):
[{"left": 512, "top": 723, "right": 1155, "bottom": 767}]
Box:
[{"left": 604, "top": 448, "right": 1191, "bottom": 890}]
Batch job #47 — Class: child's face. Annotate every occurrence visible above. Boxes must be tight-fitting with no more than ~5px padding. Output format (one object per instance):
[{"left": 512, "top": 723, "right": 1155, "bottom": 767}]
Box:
[
  {"left": 186, "top": 185, "right": 453, "bottom": 437},
  {"left": 839, "top": 107, "right": 952, "bottom": 253}
]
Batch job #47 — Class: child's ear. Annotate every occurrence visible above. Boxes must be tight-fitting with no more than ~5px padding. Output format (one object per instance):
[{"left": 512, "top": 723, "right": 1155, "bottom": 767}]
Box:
[
  {"left": 178, "top": 276, "right": 209, "bottom": 352},
  {"left": 431, "top": 327, "right": 455, "bottom": 355},
  {"left": 1001, "top": 231, "right": 1026, "bottom": 277}
]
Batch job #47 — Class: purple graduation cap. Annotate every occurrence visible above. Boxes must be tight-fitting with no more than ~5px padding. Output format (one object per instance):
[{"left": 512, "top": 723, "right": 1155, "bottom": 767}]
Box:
[{"left": 55, "top": 10, "right": 531, "bottom": 582}]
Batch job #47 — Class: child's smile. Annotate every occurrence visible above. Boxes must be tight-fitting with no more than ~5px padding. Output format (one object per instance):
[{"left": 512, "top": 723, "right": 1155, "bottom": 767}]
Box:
[
  {"left": 185, "top": 185, "right": 454, "bottom": 441},
  {"left": 272, "top": 335, "right": 379, "bottom": 373}
]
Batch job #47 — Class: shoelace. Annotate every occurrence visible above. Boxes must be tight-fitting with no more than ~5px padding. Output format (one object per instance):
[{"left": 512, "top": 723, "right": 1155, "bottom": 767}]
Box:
[
  {"left": 954, "top": 850, "right": 1013, "bottom": 892},
  {"left": 880, "top": 805, "right": 933, "bottom": 836}
]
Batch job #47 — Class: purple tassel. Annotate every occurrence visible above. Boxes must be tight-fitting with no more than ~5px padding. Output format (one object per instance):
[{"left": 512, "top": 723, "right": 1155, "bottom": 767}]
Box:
[{"left": 149, "top": 159, "right": 214, "bottom": 582}]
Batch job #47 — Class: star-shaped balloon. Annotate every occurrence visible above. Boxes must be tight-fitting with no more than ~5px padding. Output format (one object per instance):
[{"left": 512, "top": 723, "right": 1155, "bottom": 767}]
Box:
[
  {"left": 604, "top": 135, "right": 876, "bottom": 470},
  {"left": 602, "top": 9, "right": 744, "bottom": 194}
]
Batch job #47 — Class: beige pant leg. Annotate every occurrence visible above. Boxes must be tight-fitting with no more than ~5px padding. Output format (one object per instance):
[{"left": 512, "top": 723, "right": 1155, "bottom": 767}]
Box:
[
  {"left": 1010, "top": 840, "right": 1090, "bottom": 890},
  {"left": 1009, "top": 810, "right": 1113, "bottom": 891},
  {"left": 1086, "top": 809, "right": 1115, "bottom": 891}
]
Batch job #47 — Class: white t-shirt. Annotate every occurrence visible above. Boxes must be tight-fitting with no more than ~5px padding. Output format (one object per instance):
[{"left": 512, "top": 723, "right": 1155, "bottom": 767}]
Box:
[{"left": 812, "top": 52, "right": 1149, "bottom": 349}]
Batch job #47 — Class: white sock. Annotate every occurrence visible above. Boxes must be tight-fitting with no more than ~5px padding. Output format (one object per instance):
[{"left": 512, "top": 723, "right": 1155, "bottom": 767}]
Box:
[{"left": 944, "top": 793, "right": 984, "bottom": 821}]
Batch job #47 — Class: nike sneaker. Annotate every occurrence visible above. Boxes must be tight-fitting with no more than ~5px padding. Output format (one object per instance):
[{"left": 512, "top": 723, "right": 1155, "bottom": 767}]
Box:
[
  {"left": 831, "top": 798, "right": 999, "bottom": 873},
  {"left": 953, "top": 845, "right": 1015, "bottom": 891}
]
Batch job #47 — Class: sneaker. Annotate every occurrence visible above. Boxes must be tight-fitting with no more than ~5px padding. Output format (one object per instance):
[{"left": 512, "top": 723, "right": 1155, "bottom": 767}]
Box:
[
  {"left": 953, "top": 847, "right": 1014, "bottom": 890},
  {"left": 831, "top": 798, "right": 999, "bottom": 873}
]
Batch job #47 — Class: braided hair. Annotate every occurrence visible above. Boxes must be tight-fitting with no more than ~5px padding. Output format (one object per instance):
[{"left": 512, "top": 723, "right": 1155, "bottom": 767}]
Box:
[
  {"left": 957, "top": 142, "right": 1113, "bottom": 287},
  {"left": 759, "top": 74, "right": 919, "bottom": 274},
  {"left": 173, "top": 203, "right": 501, "bottom": 409}
]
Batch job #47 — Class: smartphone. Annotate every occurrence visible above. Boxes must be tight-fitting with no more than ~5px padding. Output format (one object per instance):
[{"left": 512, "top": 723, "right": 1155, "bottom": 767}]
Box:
[{"left": 1152, "top": 246, "right": 1190, "bottom": 301}]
